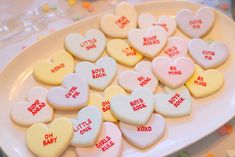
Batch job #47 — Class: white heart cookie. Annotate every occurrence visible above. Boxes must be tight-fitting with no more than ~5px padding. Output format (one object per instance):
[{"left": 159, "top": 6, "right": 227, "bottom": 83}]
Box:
[
  {"left": 161, "top": 36, "right": 188, "bottom": 60},
  {"left": 119, "top": 114, "right": 166, "bottom": 149},
  {"left": 75, "top": 56, "right": 117, "bottom": 90},
  {"left": 138, "top": 13, "right": 176, "bottom": 37},
  {"left": 110, "top": 87, "right": 154, "bottom": 126},
  {"left": 128, "top": 26, "right": 167, "bottom": 58},
  {"left": 176, "top": 7, "right": 215, "bottom": 38},
  {"left": 155, "top": 86, "right": 192, "bottom": 117},
  {"left": 71, "top": 106, "right": 102, "bottom": 146},
  {"left": 47, "top": 73, "right": 89, "bottom": 110},
  {"left": 10, "top": 87, "right": 53, "bottom": 127},
  {"left": 118, "top": 61, "right": 158, "bottom": 92},
  {"left": 100, "top": 2, "right": 137, "bottom": 38},
  {"left": 65, "top": 29, "right": 106, "bottom": 62},
  {"left": 188, "top": 38, "right": 229, "bottom": 69}
]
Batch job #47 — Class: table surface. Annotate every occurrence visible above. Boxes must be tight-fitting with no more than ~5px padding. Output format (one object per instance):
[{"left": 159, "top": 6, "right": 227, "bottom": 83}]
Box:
[{"left": 0, "top": 0, "right": 234, "bottom": 157}]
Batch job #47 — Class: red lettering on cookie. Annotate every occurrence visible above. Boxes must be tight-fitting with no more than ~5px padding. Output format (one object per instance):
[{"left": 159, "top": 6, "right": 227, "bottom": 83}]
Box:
[
  {"left": 164, "top": 46, "right": 180, "bottom": 57},
  {"left": 193, "top": 76, "right": 207, "bottom": 87},
  {"left": 202, "top": 50, "right": 215, "bottom": 61},
  {"left": 102, "top": 100, "right": 111, "bottom": 112},
  {"left": 80, "top": 38, "right": 97, "bottom": 50},
  {"left": 51, "top": 63, "right": 65, "bottom": 73},
  {"left": 137, "top": 76, "right": 151, "bottom": 87},
  {"left": 27, "top": 99, "right": 46, "bottom": 116},
  {"left": 168, "top": 66, "right": 182, "bottom": 75},
  {"left": 129, "top": 98, "right": 147, "bottom": 112},
  {"left": 115, "top": 16, "right": 130, "bottom": 29},
  {"left": 74, "top": 119, "right": 93, "bottom": 135},
  {"left": 92, "top": 68, "right": 107, "bottom": 79},
  {"left": 137, "top": 126, "right": 152, "bottom": 132},
  {"left": 121, "top": 47, "right": 137, "bottom": 56},
  {"left": 168, "top": 93, "right": 185, "bottom": 107},
  {"left": 143, "top": 36, "right": 160, "bottom": 46},
  {"left": 189, "top": 19, "right": 202, "bottom": 29},
  {"left": 65, "top": 86, "right": 80, "bottom": 98},
  {"left": 96, "top": 136, "right": 115, "bottom": 152},
  {"left": 43, "top": 132, "right": 57, "bottom": 146}
]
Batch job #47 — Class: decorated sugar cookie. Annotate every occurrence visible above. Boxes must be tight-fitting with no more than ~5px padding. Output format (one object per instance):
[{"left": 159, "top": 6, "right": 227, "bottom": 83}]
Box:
[
  {"left": 110, "top": 87, "right": 154, "bottom": 126},
  {"left": 176, "top": 7, "right": 215, "bottom": 38},
  {"left": 33, "top": 52, "right": 74, "bottom": 85},
  {"left": 155, "top": 86, "right": 191, "bottom": 117},
  {"left": 100, "top": 2, "right": 137, "bottom": 38},
  {"left": 65, "top": 29, "right": 106, "bottom": 62},
  {"left": 106, "top": 39, "right": 143, "bottom": 67},
  {"left": 138, "top": 13, "right": 176, "bottom": 37},
  {"left": 128, "top": 26, "right": 167, "bottom": 58},
  {"left": 88, "top": 85, "right": 126, "bottom": 122},
  {"left": 76, "top": 122, "right": 122, "bottom": 157},
  {"left": 47, "top": 73, "right": 89, "bottom": 110},
  {"left": 186, "top": 65, "right": 224, "bottom": 98},
  {"left": 161, "top": 36, "right": 188, "bottom": 60},
  {"left": 71, "top": 106, "right": 102, "bottom": 146},
  {"left": 119, "top": 61, "right": 158, "bottom": 92},
  {"left": 10, "top": 87, "right": 53, "bottom": 127},
  {"left": 188, "top": 38, "right": 229, "bottom": 69},
  {"left": 75, "top": 56, "right": 117, "bottom": 90},
  {"left": 119, "top": 114, "right": 166, "bottom": 149},
  {"left": 26, "top": 117, "right": 73, "bottom": 157},
  {"left": 152, "top": 57, "right": 195, "bottom": 89}
]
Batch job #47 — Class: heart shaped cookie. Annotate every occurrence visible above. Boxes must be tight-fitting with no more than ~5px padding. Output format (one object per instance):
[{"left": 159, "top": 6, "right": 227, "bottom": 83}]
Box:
[
  {"left": 10, "top": 87, "right": 53, "bottom": 127},
  {"left": 161, "top": 36, "right": 188, "bottom": 60},
  {"left": 176, "top": 7, "right": 215, "bottom": 38},
  {"left": 26, "top": 117, "right": 73, "bottom": 157},
  {"left": 106, "top": 39, "right": 143, "bottom": 67},
  {"left": 119, "top": 61, "right": 158, "bottom": 92},
  {"left": 71, "top": 106, "right": 102, "bottom": 146},
  {"left": 128, "top": 26, "right": 167, "bottom": 58},
  {"left": 152, "top": 57, "right": 195, "bottom": 89},
  {"left": 188, "top": 38, "right": 229, "bottom": 69},
  {"left": 155, "top": 86, "right": 191, "bottom": 117},
  {"left": 186, "top": 65, "right": 224, "bottom": 98},
  {"left": 110, "top": 87, "right": 154, "bottom": 126},
  {"left": 88, "top": 85, "right": 126, "bottom": 122},
  {"left": 65, "top": 29, "right": 106, "bottom": 62},
  {"left": 138, "top": 13, "right": 176, "bottom": 37},
  {"left": 75, "top": 56, "right": 117, "bottom": 90},
  {"left": 119, "top": 114, "right": 166, "bottom": 149},
  {"left": 100, "top": 2, "right": 137, "bottom": 38},
  {"left": 47, "top": 73, "right": 89, "bottom": 110},
  {"left": 33, "top": 52, "right": 74, "bottom": 85},
  {"left": 76, "top": 122, "right": 122, "bottom": 157}
]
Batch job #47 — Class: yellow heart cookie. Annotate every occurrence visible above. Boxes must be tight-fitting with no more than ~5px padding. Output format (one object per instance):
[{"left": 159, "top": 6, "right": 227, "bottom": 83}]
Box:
[
  {"left": 88, "top": 85, "right": 126, "bottom": 122},
  {"left": 186, "top": 65, "right": 224, "bottom": 98},
  {"left": 33, "top": 53, "right": 74, "bottom": 85},
  {"left": 26, "top": 117, "right": 73, "bottom": 157},
  {"left": 106, "top": 39, "right": 143, "bottom": 67}
]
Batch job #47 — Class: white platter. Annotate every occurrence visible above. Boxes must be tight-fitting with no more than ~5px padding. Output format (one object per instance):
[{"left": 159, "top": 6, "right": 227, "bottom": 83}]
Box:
[{"left": 1, "top": 0, "right": 235, "bottom": 157}]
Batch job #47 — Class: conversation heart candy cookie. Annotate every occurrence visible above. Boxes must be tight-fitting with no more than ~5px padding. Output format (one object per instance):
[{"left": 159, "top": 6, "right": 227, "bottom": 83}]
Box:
[
  {"left": 47, "top": 73, "right": 89, "bottom": 110},
  {"left": 138, "top": 13, "right": 176, "bottom": 37},
  {"left": 110, "top": 87, "right": 154, "bottom": 126},
  {"left": 10, "top": 87, "right": 53, "bottom": 127},
  {"left": 155, "top": 86, "right": 191, "bottom": 117},
  {"left": 128, "top": 26, "right": 167, "bottom": 58},
  {"left": 106, "top": 39, "right": 143, "bottom": 67},
  {"left": 152, "top": 57, "right": 195, "bottom": 89},
  {"left": 76, "top": 122, "right": 122, "bottom": 157},
  {"left": 88, "top": 85, "right": 126, "bottom": 122},
  {"left": 71, "top": 106, "right": 102, "bottom": 146},
  {"left": 176, "top": 7, "right": 215, "bottom": 38},
  {"left": 75, "top": 56, "right": 117, "bottom": 90},
  {"left": 188, "top": 38, "right": 229, "bottom": 69},
  {"left": 33, "top": 52, "right": 74, "bottom": 85},
  {"left": 119, "top": 114, "right": 166, "bottom": 149},
  {"left": 119, "top": 61, "right": 158, "bottom": 92},
  {"left": 161, "top": 36, "right": 188, "bottom": 60},
  {"left": 186, "top": 65, "right": 224, "bottom": 98},
  {"left": 100, "top": 2, "right": 137, "bottom": 38},
  {"left": 65, "top": 29, "right": 106, "bottom": 62},
  {"left": 26, "top": 117, "right": 73, "bottom": 157}
]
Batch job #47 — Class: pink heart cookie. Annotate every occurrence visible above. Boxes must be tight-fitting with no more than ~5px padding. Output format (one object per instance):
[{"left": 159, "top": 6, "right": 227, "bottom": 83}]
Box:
[
  {"left": 76, "top": 122, "right": 122, "bottom": 157},
  {"left": 119, "top": 114, "right": 166, "bottom": 149},
  {"left": 176, "top": 7, "right": 215, "bottom": 38},
  {"left": 118, "top": 61, "right": 158, "bottom": 92},
  {"left": 188, "top": 38, "right": 229, "bottom": 69},
  {"left": 47, "top": 73, "right": 89, "bottom": 110},
  {"left": 10, "top": 87, "right": 53, "bottom": 127},
  {"left": 152, "top": 57, "right": 195, "bottom": 88}
]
